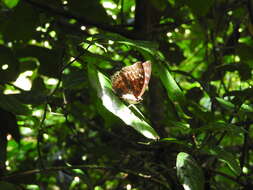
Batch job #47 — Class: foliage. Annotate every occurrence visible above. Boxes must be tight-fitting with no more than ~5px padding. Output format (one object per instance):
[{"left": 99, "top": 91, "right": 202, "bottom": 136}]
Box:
[{"left": 0, "top": 0, "right": 253, "bottom": 189}]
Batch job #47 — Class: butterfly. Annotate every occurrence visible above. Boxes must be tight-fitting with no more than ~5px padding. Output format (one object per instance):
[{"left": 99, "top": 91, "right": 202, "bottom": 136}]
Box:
[{"left": 111, "top": 61, "right": 152, "bottom": 104}]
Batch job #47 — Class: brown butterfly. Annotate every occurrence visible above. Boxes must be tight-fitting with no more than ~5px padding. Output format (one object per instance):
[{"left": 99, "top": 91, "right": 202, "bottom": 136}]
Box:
[{"left": 111, "top": 61, "right": 152, "bottom": 104}]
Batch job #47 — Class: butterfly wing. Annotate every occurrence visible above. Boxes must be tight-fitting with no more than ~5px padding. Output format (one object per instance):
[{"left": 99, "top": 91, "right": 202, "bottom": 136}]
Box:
[
  {"left": 111, "top": 61, "right": 151, "bottom": 103},
  {"left": 111, "top": 70, "right": 131, "bottom": 97},
  {"left": 138, "top": 61, "right": 152, "bottom": 99},
  {"left": 121, "top": 62, "right": 145, "bottom": 98},
  {"left": 111, "top": 62, "right": 144, "bottom": 97}
]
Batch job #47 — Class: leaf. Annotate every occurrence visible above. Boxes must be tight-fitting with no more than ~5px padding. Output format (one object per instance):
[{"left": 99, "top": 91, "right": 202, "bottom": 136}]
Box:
[
  {"left": 95, "top": 99, "right": 121, "bottom": 128},
  {"left": 0, "top": 94, "right": 31, "bottom": 115},
  {"left": 122, "top": 0, "right": 134, "bottom": 13},
  {"left": 206, "top": 146, "right": 241, "bottom": 176},
  {"left": 156, "top": 63, "right": 185, "bottom": 104},
  {"left": 2, "top": 0, "right": 19, "bottom": 8},
  {"left": 156, "top": 63, "right": 189, "bottom": 119},
  {"left": 176, "top": 152, "right": 204, "bottom": 190},
  {"left": 88, "top": 63, "right": 159, "bottom": 140}
]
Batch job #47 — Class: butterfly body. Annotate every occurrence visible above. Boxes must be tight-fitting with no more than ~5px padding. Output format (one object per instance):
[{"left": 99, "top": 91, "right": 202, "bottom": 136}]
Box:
[{"left": 111, "top": 61, "right": 152, "bottom": 104}]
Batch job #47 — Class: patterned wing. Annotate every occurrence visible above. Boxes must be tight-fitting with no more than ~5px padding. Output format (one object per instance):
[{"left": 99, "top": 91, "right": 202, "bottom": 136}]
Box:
[
  {"left": 111, "top": 62, "right": 145, "bottom": 98},
  {"left": 138, "top": 61, "right": 152, "bottom": 99},
  {"left": 111, "top": 61, "right": 151, "bottom": 104}
]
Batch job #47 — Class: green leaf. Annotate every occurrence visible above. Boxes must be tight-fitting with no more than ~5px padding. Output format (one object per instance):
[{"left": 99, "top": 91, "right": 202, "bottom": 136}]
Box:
[
  {"left": 0, "top": 94, "right": 31, "bottom": 115},
  {"left": 206, "top": 146, "right": 241, "bottom": 176},
  {"left": 88, "top": 63, "right": 159, "bottom": 140},
  {"left": 2, "top": 0, "right": 19, "bottom": 8},
  {"left": 156, "top": 63, "right": 185, "bottom": 104},
  {"left": 122, "top": 0, "right": 135, "bottom": 13},
  {"left": 176, "top": 152, "right": 204, "bottom": 190},
  {"left": 156, "top": 63, "right": 189, "bottom": 119}
]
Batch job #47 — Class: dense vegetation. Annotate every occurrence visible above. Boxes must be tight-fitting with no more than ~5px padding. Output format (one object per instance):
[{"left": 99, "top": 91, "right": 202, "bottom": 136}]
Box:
[{"left": 0, "top": 0, "right": 253, "bottom": 189}]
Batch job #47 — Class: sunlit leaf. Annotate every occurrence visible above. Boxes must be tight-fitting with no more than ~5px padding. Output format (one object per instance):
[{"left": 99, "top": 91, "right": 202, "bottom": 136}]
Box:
[{"left": 2, "top": 0, "right": 19, "bottom": 8}]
